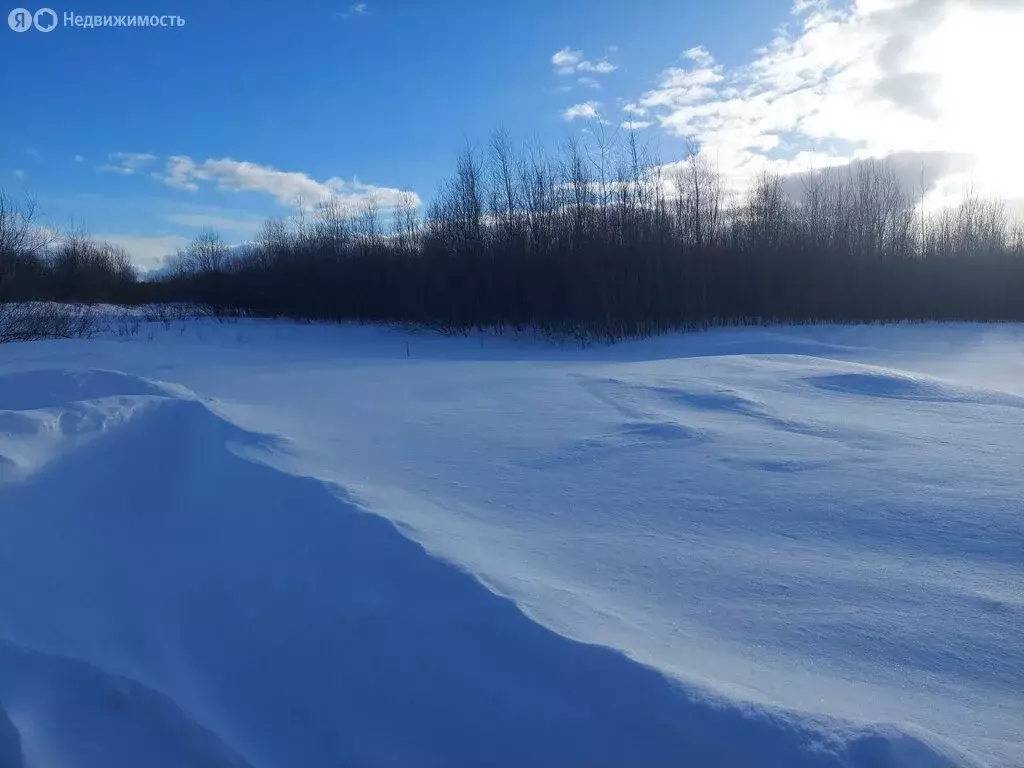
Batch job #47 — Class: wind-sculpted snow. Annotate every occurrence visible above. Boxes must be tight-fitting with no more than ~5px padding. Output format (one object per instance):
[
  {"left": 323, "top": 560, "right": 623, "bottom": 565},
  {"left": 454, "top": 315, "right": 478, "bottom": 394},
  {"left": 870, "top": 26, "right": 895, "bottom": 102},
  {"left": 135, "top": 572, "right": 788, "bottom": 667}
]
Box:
[
  {"left": 807, "top": 369, "right": 1024, "bottom": 407},
  {"left": 0, "top": 322, "right": 1022, "bottom": 767},
  {"left": 0, "top": 639, "right": 254, "bottom": 768},
  {"left": 0, "top": 369, "right": 172, "bottom": 410}
]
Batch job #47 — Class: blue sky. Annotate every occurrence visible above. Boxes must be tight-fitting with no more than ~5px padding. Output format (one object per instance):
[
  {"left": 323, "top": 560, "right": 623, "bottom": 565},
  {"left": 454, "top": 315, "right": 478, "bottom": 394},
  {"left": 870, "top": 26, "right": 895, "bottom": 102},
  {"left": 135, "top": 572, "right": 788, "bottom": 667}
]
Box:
[{"left": 3, "top": 0, "right": 1021, "bottom": 268}]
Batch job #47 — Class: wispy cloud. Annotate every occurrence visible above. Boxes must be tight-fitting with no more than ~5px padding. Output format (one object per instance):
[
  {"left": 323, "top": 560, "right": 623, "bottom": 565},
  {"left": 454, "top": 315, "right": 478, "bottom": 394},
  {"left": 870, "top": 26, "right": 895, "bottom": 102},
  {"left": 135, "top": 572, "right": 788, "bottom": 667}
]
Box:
[
  {"left": 683, "top": 45, "right": 715, "bottom": 68},
  {"left": 97, "top": 152, "right": 158, "bottom": 176},
  {"left": 25, "top": 148, "right": 42, "bottom": 159},
  {"left": 338, "top": 3, "right": 368, "bottom": 19},
  {"left": 562, "top": 101, "right": 602, "bottom": 122},
  {"left": 639, "top": 57, "right": 723, "bottom": 110},
  {"left": 552, "top": 47, "right": 582, "bottom": 74},
  {"left": 13, "top": 170, "right": 25, "bottom": 179},
  {"left": 621, "top": 120, "right": 652, "bottom": 131},
  {"left": 156, "top": 156, "right": 418, "bottom": 209},
  {"left": 551, "top": 47, "right": 617, "bottom": 76},
  {"left": 73, "top": 155, "right": 85, "bottom": 163},
  {"left": 166, "top": 211, "right": 265, "bottom": 234},
  {"left": 578, "top": 60, "right": 616, "bottom": 74}
]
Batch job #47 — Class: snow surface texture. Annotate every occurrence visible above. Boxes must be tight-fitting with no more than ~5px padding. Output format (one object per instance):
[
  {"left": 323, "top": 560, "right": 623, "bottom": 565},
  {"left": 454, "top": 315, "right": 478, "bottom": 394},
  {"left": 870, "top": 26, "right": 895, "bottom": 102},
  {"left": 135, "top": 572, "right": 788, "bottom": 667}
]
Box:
[{"left": 0, "top": 320, "right": 1021, "bottom": 768}]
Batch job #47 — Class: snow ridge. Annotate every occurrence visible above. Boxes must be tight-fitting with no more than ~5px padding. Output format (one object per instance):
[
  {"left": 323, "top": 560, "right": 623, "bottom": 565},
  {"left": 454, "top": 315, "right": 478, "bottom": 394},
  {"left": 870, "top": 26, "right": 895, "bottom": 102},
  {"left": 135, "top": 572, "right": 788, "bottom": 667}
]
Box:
[{"left": 0, "top": 366, "right": 991, "bottom": 768}]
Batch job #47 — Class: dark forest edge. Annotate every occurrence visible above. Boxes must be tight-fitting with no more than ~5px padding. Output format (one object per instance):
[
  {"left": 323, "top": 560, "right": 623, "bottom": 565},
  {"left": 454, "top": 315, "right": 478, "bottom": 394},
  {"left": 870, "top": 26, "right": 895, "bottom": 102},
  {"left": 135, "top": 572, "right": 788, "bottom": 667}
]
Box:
[{"left": 3, "top": 131, "right": 1023, "bottom": 343}]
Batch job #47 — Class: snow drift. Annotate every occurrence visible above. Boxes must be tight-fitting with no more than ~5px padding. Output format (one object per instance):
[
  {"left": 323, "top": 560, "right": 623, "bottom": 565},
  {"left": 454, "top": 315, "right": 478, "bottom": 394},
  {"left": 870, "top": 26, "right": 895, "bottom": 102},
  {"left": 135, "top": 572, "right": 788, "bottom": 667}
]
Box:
[{"left": 0, "top": 322, "right": 1021, "bottom": 767}]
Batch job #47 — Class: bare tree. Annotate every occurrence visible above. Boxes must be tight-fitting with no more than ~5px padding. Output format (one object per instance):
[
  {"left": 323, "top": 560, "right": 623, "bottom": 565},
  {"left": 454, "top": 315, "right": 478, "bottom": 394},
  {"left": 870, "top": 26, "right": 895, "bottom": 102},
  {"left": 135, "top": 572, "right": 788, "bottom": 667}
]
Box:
[
  {"left": 489, "top": 129, "right": 522, "bottom": 248},
  {"left": 392, "top": 191, "right": 420, "bottom": 256},
  {"left": 175, "top": 229, "right": 231, "bottom": 275},
  {"left": 0, "top": 192, "right": 53, "bottom": 300},
  {"left": 673, "top": 141, "right": 723, "bottom": 250}
]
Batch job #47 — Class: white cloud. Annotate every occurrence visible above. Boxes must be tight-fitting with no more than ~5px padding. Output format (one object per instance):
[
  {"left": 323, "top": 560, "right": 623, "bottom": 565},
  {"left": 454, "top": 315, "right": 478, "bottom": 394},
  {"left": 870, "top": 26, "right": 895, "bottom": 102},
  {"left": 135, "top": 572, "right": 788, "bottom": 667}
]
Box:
[
  {"left": 562, "top": 101, "right": 602, "bottom": 122},
  {"left": 552, "top": 47, "right": 582, "bottom": 74},
  {"left": 74, "top": 155, "right": 85, "bottom": 163},
  {"left": 640, "top": 62, "right": 724, "bottom": 110},
  {"left": 634, "top": 0, "right": 1024, "bottom": 199},
  {"left": 97, "top": 152, "right": 158, "bottom": 175},
  {"left": 684, "top": 45, "right": 715, "bottom": 67},
  {"left": 577, "top": 59, "right": 617, "bottom": 74},
  {"left": 578, "top": 76, "right": 601, "bottom": 90},
  {"left": 622, "top": 103, "right": 647, "bottom": 116},
  {"left": 791, "top": 0, "right": 826, "bottom": 13},
  {"left": 157, "top": 156, "right": 418, "bottom": 209},
  {"left": 160, "top": 157, "right": 200, "bottom": 191},
  {"left": 622, "top": 120, "right": 653, "bottom": 131},
  {"left": 552, "top": 47, "right": 617, "bottom": 76},
  {"left": 338, "top": 2, "right": 368, "bottom": 17}
]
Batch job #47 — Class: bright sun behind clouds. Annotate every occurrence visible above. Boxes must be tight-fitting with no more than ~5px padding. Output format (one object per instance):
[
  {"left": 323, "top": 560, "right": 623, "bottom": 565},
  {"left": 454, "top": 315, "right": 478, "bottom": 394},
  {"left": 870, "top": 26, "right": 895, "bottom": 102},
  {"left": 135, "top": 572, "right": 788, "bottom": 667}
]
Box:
[
  {"left": 927, "top": 4, "right": 1024, "bottom": 199},
  {"left": 635, "top": 0, "right": 1024, "bottom": 207}
]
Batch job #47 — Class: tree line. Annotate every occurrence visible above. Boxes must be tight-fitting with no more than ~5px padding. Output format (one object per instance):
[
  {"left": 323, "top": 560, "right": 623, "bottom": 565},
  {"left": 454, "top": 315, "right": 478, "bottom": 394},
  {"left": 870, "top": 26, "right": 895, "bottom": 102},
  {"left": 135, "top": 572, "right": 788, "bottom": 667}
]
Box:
[
  {"left": 4, "top": 130, "right": 1024, "bottom": 341},
  {"left": 0, "top": 193, "right": 137, "bottom": 304}
]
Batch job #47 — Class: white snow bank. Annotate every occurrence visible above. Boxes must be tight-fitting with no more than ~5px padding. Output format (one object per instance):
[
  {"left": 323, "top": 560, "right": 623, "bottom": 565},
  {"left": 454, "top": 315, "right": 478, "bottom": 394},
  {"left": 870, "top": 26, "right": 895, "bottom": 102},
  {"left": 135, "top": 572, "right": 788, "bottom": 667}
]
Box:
[{"left": 1, "top": 321, "right": 1022, "bottom": 767}]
